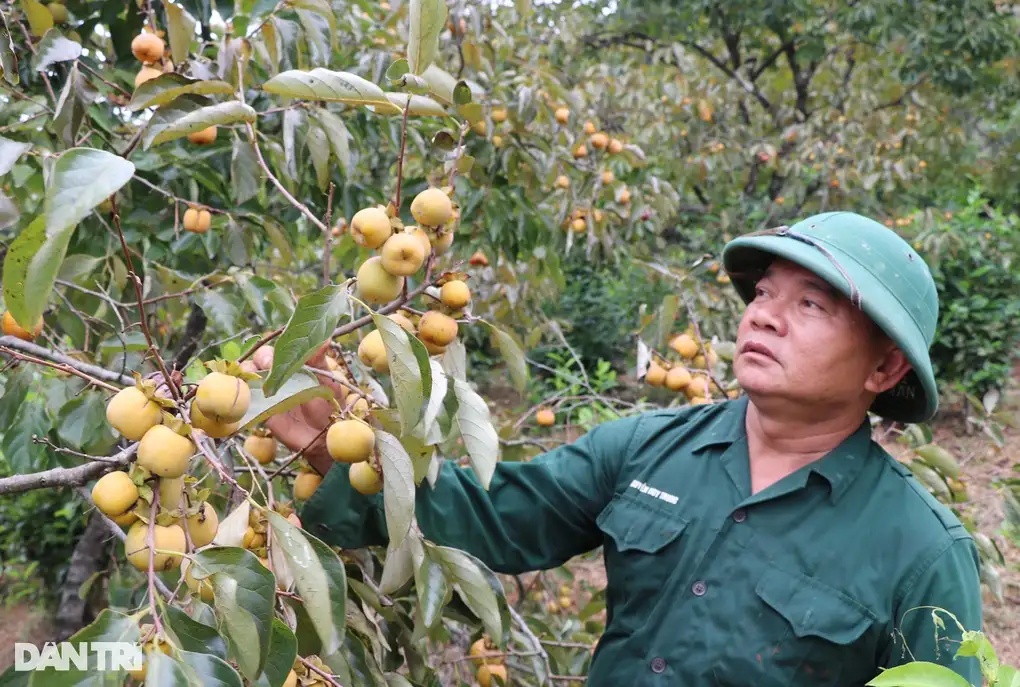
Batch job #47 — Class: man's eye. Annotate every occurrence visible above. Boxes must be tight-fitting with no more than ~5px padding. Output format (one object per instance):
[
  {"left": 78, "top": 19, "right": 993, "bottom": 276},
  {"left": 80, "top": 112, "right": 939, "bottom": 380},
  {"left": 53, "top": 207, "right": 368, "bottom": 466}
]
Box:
[{"left": 803, "top": 298, "right": 821, "bottom": 309}]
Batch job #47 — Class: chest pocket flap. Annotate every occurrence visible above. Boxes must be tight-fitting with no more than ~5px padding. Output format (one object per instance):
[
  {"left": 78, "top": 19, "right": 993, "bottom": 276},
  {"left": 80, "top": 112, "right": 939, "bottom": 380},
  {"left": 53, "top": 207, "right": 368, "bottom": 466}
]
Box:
[
  {"left": 596, "top": 492, "right": 689, "bottom": 554},
  {"left": 755, "top": 565, "right": 877, "bottom": 645}
]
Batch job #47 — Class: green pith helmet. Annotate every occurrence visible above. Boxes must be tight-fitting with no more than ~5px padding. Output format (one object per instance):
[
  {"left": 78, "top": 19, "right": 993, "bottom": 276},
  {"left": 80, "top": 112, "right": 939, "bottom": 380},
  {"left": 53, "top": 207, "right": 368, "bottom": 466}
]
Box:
[{"left": 721, "top": 211, "right": 939, "bottom": 423}]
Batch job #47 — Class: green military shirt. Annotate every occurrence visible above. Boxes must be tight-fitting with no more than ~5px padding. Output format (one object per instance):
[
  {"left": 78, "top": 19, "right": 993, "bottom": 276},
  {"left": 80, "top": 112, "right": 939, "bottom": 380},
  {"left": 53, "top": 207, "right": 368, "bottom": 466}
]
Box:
[{"left": 301, "top": 397, "right": 983, "bottom": 686}]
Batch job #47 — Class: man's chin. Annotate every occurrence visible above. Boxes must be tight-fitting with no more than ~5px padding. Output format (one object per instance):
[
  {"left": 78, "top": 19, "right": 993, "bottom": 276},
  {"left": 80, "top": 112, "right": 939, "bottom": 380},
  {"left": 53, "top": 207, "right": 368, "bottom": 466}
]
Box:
[{"left": 733, "top": 365, "right": 782, "bottom": 396}]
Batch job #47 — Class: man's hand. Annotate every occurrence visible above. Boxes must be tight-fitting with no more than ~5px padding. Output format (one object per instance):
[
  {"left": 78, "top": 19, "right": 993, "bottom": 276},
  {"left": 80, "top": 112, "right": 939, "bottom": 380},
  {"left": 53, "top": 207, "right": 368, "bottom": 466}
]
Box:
[{"left": 248, "top": 342, "right": 344, "bottom": 476}]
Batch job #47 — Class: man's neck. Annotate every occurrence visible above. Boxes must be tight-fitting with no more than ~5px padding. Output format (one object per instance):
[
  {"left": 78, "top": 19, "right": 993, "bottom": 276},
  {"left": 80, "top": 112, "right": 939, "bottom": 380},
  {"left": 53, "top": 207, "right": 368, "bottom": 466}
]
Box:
[{"left": 743, "top": 397, "right": 868, "bottom": 493}]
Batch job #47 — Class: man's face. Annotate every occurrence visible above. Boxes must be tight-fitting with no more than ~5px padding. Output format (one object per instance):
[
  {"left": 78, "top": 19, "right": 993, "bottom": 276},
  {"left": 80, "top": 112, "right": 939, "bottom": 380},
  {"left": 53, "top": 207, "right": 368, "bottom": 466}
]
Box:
[{"left": 733, "top": 259, "right": 896, "bottom": 410}]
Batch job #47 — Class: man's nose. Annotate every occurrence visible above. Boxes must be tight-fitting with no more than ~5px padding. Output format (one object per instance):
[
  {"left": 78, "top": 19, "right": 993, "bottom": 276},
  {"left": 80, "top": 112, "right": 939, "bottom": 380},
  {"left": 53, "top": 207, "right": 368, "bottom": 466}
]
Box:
[{"left": 747, "top": 300, "right": 785, "bottom": 335}]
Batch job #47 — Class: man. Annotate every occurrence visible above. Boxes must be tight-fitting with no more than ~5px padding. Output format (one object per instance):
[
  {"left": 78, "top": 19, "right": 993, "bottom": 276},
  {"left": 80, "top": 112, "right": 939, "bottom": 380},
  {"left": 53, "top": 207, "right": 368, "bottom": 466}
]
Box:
[{"left": 259, "top": 211, "right": 983, "bottom": 686}]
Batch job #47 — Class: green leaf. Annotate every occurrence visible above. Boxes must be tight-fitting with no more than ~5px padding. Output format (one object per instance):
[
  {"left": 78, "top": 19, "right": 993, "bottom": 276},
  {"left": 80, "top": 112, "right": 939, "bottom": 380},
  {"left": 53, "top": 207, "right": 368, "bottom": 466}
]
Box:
[
  {"left": 261, "top": 217, "right": 294, "bottom": 266},
  {"left": 266, "top": 512, "right": 347, "bottom": 655},
  {"left": 32, "top": 29, "right": 81, "bottom": 71},
  {"left": 0, "top": 10, "right": 18, "bottom": 86},
  {"left": 370, "top": 310, "right": 432, "bottom": 436},
  {"left": 431, "top": 130, "right": 456, "bottom": 152},
  {"left": 28, "top": 609, "right": 140, "bottom": 687},
  {"left": 288, "top": 0, "right": 337, "bottom": 49},
  {"left": 231, "top": 138, "right": 261, "bottom": 204},
  {"left": 148, "top": 101, "right": 257, "bottom": 147},
  {"left": 656, "top": 294, "right": 679, "bottom": 350},
  {"left": 488, "top": 324, "right": 528, "bottom": 394},
  {"left": 386, "top": 58, "right": 410, "bottom": 83},
  {"left": 441, "top": 338, "right": 467, "bottom": 381},
  {"left": 415, "top": 545, "right": 450, "bottom": 629},
  {"left": 145, "top": 652, "right": 191, "bottom": 686},
  {"left": 164, "top": 606, "right": 229, "bottom": 660},
  {"left": 263, "top": 284, "right": 350, "bottom": 396},
  {"left": 307, "top": 124, "right": 330, "bottom": 191},
  {"left": 129, "top": 74, "right": 236, "bottom": 111},
  {"left": 234, "top": 272, "right": 274, "bottom": 324},
  {"left": 407, "top": 0, "right": 448, "bottom": 75},
  {"left": 376, "top": 429, "right": 416, "bottom": 550},
  {"left": 310, "top": 108, "right": 351, "bottom": 175},
  {"left": 52, "top": 63, "right": 97, "bottom": 148},
  {"left": 57, "top": 393, "right": 115, "bottom": 455},
  {"left": 453, "top": 81, "right": 472, "bottom": 105},
  {"left": 2, "top": 147, "right": 134, "bottom": 328},
  {"left": 194, "top": 288, "right": 241, "bottom": 335},
  {"left": 252, "top": 619, "right": 298, "bottom": 687},
  {"left": 451, "top": 379, "right": 499, "bottom": 489},
  {"left": 165, "top": 2, "right": 197, "bottom": 64},
  {"left": 914, "top": 445, "right": 961, "bottom": 478},
  {"left": 142, "top": 94, "right": 206, "bottom": 149},
  {"left": 191, "top": 547, "right": 276, "bottom": 682},
  {"left": 262, "top": 69, "right": 390, "bottom": 108},
  {"left": 415, "top": 358, "right": 448, "bottom": 447},
  {"left": 0, "top": 367, "right": 30, "bottom": 427},
  {"left": 177, "top": 650, "right": 244, "bottom": 687},
  {"left": 379, "top": 532, "right": 416, "bottom": 594},
  {"left": 435, "top": 546, "right": 505, "bottom": 643},
  {"left": 237, "top": 372, "right": 335, "bottom": 432},
  {"left": 384, "top": 92, "right": 447, "bottom": 117},
  {"left": 865, "top": 662, "right": 974, "bottom": 687},
  {"left": 21, "top": 0, "right": 52, "bottom": 37}
]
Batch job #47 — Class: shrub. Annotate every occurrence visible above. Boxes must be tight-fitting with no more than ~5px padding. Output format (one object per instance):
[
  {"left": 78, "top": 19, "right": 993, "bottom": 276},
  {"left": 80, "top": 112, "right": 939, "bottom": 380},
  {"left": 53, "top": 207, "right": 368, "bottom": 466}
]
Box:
[{"left": 913, "top": 190, "right": 1020, "bottom": 397}]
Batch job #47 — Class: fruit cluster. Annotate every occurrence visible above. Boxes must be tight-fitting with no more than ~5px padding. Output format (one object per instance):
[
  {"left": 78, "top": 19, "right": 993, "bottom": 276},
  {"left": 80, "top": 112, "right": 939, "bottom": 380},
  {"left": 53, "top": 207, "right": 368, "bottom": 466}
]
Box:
[
  {"left": 469, "top": 636, "right": 508, "bottom": 686},
  {"left": 645, "top": 330, "right": 732, "bottom": 404}
]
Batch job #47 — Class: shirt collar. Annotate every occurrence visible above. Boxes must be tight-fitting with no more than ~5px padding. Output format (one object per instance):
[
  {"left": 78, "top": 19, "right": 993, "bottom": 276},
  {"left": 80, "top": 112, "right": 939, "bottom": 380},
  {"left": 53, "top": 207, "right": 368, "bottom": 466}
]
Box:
[
  {"left": 688, "top": 396, "right": 874, "bottom": 504},
  {"left": 805, "top": 417, "right": 874, "bottom": 504}
]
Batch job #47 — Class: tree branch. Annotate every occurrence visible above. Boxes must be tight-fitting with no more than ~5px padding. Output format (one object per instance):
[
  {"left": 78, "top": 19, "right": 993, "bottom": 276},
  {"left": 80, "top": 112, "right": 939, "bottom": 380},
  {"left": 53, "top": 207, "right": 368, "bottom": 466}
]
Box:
[
  {"left": 0, "top": 444, "right": 138, "bottom": 496},
  {"left": 0, "top": 336, "right": 132, "bottom": 385},
  {"left": 244, "top": 122, "right": 328, "bottom": 234}
]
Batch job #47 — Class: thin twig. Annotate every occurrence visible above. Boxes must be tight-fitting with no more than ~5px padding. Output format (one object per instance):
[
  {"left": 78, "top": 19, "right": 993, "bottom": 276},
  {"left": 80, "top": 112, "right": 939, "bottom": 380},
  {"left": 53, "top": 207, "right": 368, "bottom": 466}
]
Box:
[
  {"left": 509, "top": 604, "right": 553, "bottom": 686},
  {"left": 0, "top": 335, "right": 133, "bottom": 385},
  {"left": 0, "top": 345, "right": 123, "bottom": 392},
  {"left": 323, "top": 182, "right": 336, "bottom": 285},
  {"left": 0, "top": 444, "right": 138, "bottom": 496},
  {"left": 110, "top": 196, "right": 182, "bottom": 401},
  {"left": 32, "top": 437, "right": 125, "bottom": 464},
  {"left": 245, "top": 122, "right": 328, "bottom": 233},
  {"left": 146, "top": 485, "right": 165, "bottom": 639},
  {"left": 393, "top": 94, "right": 412, "bottom": 210},
  {"left": 17, "top": 22, "right": 56, "bottom": 106},
  {"left": 196, "top": 439, "right": 250, "bottom": 495},
  {"left": 79, "top": 62, "right": 132, "bottom": 98},
  {"left": 266, "top": 424, "right": 332, "bottom": 480}
]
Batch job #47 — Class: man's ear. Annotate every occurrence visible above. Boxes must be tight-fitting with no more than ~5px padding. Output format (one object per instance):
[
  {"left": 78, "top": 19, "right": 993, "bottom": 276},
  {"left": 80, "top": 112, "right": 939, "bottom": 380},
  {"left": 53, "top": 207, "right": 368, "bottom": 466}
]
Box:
[{"left": 865, "top": 346, "right": 913, "bottom": 394}]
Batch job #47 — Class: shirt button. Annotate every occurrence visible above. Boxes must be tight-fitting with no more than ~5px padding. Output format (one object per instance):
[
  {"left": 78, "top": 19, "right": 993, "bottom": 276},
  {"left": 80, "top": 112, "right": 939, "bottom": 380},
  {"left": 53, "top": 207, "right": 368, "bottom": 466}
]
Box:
[
  {"left": 692, "top": 580, "right": 707, "bottom": 596},
  {"left": 650, "top": 657, "right": 667, "bottom": 673},
  {"left": 732, "top": 509, "right": 747, "bottom": 523}
]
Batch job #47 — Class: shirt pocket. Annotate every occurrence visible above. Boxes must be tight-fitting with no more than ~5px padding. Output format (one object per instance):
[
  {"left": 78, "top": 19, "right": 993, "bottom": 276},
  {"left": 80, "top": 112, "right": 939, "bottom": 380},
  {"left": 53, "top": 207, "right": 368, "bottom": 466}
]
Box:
[
  {"left": 715, "top": 563, "right": 876, "bottom": 686},
  {"left": 596, "top": 492, "right": 689, "bottom": 608}
]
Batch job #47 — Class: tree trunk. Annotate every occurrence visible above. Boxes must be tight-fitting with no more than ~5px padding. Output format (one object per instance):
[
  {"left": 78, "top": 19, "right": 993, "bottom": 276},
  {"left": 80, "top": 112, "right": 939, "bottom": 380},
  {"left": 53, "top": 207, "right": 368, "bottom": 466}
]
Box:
[{"left": 54, "top": 513, "right": 110, "bottom": 641}]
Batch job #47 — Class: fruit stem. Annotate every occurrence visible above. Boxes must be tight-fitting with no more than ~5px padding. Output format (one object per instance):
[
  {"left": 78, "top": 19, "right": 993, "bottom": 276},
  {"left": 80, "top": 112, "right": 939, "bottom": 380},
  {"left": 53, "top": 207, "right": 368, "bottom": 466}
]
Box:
[
  {"left": 393, "top": 94, "right": 412, "bottom": 212},
  {"left": 146, "top": 489, "right": 165, "bottom": 639}
]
